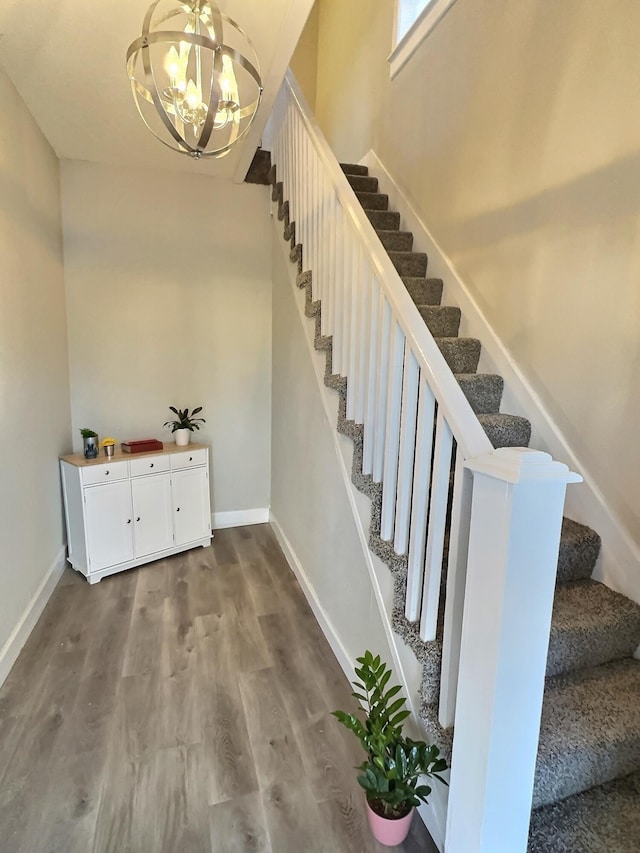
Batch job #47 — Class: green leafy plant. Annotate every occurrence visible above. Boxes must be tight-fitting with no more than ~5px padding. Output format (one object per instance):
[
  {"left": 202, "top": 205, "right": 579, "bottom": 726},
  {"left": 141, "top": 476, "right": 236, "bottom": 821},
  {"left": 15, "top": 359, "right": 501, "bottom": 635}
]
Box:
[
  {"left": 79, "top": 428, "right": 98, "bottom": 438},
  {"left": 333, "top": 650, "right": 448, "bottom": 819},
  {"left": 163, "top": 406, "right": 206, "bottom": 433}
]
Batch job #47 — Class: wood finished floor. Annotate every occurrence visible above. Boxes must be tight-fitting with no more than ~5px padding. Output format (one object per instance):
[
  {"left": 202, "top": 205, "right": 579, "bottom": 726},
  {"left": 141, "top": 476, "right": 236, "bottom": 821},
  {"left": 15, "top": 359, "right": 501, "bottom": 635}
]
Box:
[{"left": 0, "top": 524, "right": 437, "bottom": 853}]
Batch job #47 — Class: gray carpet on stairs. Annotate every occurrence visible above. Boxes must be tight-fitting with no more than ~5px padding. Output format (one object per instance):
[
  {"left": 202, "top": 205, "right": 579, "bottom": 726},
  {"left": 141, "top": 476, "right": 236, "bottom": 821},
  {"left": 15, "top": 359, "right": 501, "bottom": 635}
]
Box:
[{"left": 273, "top": 160, "right": 640, "bottom": 851}]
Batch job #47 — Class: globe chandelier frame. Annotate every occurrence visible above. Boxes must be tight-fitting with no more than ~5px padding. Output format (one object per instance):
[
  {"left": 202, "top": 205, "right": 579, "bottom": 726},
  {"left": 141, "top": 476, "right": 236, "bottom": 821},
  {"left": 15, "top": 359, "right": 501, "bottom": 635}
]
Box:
[{"left": 126, "top": 0, "right": 263, "bottom": 159}]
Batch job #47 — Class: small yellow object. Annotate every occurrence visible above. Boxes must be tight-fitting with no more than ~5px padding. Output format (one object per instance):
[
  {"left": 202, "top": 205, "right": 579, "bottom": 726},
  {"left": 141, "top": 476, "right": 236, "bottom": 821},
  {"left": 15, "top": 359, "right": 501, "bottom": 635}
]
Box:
[{"left": 101, "top": 437, "right": 116, "bottom": 446}]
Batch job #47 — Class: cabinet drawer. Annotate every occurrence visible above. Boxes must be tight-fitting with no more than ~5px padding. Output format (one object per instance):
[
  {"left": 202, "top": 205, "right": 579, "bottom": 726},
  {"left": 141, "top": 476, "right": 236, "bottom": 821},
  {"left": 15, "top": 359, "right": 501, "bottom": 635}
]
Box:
[
  {"left": 171, "top": 449, "right": 207, "bottom": 470},
  {"left": 129, "top": 455, "right": 170, "bottom": 477},
  {"left": 82, "top": 460, "right": 129, "bottom": 486}
]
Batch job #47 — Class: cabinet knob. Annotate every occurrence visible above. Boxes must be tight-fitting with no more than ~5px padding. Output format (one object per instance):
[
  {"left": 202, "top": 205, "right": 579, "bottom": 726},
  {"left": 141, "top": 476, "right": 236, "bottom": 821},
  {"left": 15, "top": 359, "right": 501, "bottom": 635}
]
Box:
[
  {"left": 136, "top": 517, "right": 140, "bottom": 522},
  {"left": 189, "top": 456, "right": 193, "bottom": 461},
  {"left": 150, "top": 463, "right": 154, "bottom": 468},
  {"left": 176, "top": 507, "right": 180, "bottom": 512},
  {"left": 105, "top": 470, "right": 110, "bottom": 476},
  {"left": 127, "top": 519, "right": 131, "bottom": 524}
]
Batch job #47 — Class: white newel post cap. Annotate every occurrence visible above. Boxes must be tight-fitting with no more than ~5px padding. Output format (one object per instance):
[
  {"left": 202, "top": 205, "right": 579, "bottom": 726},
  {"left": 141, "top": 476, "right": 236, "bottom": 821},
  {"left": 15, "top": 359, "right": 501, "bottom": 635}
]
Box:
[{"left": 464, "top": 447, "right": 583, "bottom": 486}]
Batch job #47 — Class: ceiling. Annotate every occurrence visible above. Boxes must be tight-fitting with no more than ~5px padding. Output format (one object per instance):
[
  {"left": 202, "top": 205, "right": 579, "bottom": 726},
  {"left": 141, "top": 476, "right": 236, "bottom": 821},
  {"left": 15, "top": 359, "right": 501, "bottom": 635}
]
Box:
[{"left": 0, "top": 0, "right": 313, "bottom": 181}]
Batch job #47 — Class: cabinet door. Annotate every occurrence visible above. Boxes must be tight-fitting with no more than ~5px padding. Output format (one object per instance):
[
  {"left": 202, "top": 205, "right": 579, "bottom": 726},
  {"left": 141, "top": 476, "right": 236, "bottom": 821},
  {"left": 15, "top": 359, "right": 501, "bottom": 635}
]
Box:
[
  {"left": 172, "top": 467, "right": 211, "bottom": 546},
  {"left": 131, "top": 473, "right": 174, "bottom": 558},
  {"left": 84, "top": 480, "right": 134, "bottom": 572}
]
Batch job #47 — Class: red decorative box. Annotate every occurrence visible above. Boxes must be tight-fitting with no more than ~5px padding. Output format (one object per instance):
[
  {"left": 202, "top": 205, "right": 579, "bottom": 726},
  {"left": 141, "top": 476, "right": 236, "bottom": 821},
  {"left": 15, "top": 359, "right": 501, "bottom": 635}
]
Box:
[{"left": 121, "top": 439, "right": 164, "bottom": 454}]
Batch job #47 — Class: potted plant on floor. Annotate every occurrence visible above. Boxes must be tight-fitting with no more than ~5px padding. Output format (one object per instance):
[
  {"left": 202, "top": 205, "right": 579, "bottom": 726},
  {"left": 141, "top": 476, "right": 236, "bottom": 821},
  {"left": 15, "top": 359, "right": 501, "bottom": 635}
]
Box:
[
  {"left": 163, "top": 406, "right": 206, "bottom": 446},
  {"left": 333, "top": 650, "right": 448, "bottom": 847}
]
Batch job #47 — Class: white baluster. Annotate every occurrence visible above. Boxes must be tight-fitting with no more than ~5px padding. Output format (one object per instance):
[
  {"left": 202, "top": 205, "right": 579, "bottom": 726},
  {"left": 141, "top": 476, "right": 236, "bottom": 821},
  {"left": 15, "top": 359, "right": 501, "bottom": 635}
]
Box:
[
  {"left": 342, "top": 231, "right": 353, "bottom": 399},
  {"left": 325, "top": 195, "right": 337, "bottom": 340},
  {"left": 405, "top": 376, "right": 436, "bottom": 621},
  {"left": 355, "top": 252, "right": 370, "bottom": 426},
  {"left": 439, "top": 451, "right": 473, "bottom": 728},
  {"left": 308, "top": 149, "right": 317, "bottom": 288},
  {"left": 332, "top": 203, "right": 344, "bottom": 376},
  {"left": 419, "top": 409, "right": 453, "bottom": 642},
  {"left": 348, "top": 245, "right": 362, "bottom": 422},
  {"left": 380, "top": 321, "right": 406, "bottom": 541},
  {"left": 393, "top": 346, "right": 419, "bottom": 555},
  {"left": 363, "top": 273, "right": 381, "bottom": 477},
  {"left": 372, "top": 295, "right": 391, "bottom": 483},
  {"left": 344, "top": 234, "right": 356, "bottom": 419},
  {"left": 300, "top": 131, "right": 308, "bottom": 255}
]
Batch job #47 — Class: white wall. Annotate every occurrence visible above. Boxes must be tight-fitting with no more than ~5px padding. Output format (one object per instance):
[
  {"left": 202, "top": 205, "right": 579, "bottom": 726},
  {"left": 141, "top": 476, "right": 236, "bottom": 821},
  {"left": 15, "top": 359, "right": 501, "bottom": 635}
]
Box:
[
  {"left": 270, "top": 224, "right": 392, "bottom": 669},
  {"left": 60, "top": 161, "right": 272, "bottom": 518},
  {"left": 0, "top": 67, "right": 72, "bottom": 673}
]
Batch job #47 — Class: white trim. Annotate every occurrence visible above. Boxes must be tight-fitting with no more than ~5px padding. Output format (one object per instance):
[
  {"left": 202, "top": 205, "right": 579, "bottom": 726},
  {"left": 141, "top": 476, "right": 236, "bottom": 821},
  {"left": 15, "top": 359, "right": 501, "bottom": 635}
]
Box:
[
  {"left": 360, "top": 148, "right": 640, "bottom": 606},
  {"left": 212, "top": 508, "right": 270, "bottom": 529},
  {"left": 389, "top": 0, "right": 459, "bottom": 79},
  {"left": 0, "top": 547, "right": 67, "bottom": 688},
  {"left": 270, "top": 513, "right": 354, "bottom": 680}
]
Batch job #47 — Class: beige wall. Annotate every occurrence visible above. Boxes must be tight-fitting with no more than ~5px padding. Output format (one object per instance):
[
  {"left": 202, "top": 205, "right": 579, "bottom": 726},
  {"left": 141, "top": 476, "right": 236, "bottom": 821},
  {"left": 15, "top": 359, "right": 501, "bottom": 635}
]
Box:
[
  {"left": 312, "top": 0, "right": 640, "bottom": 550},
  {"left": 0, "top": 67, "right": 72, "bottom": 660},
  {"left": 60, "top": 161, "right": 272, "bottom": 518},
  {"left": 270, "top": 224, "right": 392, "bottom": 664},
  {"left": 290, "top": 1, "right": 319, "bottom": 110}
]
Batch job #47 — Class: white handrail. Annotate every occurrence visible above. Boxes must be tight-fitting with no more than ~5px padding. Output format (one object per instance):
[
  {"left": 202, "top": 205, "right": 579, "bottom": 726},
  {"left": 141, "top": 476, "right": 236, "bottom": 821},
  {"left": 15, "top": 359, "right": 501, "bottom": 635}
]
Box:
[{"left": 279, "top": 72, "right": 492, "bottom": 458}]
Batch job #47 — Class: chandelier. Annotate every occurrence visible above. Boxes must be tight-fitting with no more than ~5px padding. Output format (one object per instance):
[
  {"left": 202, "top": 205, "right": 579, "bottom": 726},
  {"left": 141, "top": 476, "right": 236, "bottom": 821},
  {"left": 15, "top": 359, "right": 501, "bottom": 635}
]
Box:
[{"left": 126, "top": 0, "right": 263, "bottom": 159}]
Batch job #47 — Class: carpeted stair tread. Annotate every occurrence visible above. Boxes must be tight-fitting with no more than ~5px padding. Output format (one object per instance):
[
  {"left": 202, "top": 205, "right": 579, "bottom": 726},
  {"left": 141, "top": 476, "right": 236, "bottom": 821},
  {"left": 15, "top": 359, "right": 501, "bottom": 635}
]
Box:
[
  {"left": 340, "top": 163, "right": 369, "bottom": 177},
  {"left": 455, "top": 373, "right": 504, "bottom": 414},
  {"left": 528, "top": 770, "right": 640, "bottom": 853},
  {"left": 436, "top": 337, "right": 481, "bottom": 374},
  {"left": 365, "top": 209, "right": 401, "bottom": 231},
  {"left": 346, "top": 174, "right": 379, "bottom": 194},
  {"left": 557, "top": 517, "right": 601, "bottom": 584},
  {"left": 244, "top": 148, "right": 272, "bottom": 185},
  {"left": 418, "top": 306, "right": 461, "bottom": 338},
  {"left": 356, "top": 191, "right": 389, "bottom": 211},
  {"left": 546, "top": 580, "right": 640, "bottom": 677},
  {"left": 376, "top": 229, "right": 414, "bottom": 252},
  {"left": 534, "top": 659, "right": 640, "bottom": 808},
  {"left": 477, "top": 413, "right": 531, "bottom": 448},
  {"left": 403, "top": 276, "right": 443, "bottom": 306},
  {"left": 388, "top": 250, "right": 428, "bottom": 278}
]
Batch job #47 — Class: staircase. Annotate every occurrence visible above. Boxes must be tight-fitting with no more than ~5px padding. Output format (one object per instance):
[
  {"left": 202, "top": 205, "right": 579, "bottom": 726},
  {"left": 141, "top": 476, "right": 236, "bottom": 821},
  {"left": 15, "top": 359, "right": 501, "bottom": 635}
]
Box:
[{"left": 271, "top": 155, "right": 640, "bottom": 851}]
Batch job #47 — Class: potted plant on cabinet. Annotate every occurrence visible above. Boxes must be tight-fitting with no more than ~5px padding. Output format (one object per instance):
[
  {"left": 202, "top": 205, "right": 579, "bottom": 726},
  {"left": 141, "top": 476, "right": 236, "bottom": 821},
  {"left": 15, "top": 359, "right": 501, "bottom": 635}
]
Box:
[
  {"left": 163, "top": 406, "right": 206, "bottom": 446},
  {"left": 79, "top": 427, "right": 99, "bottom": 459},
  {"left": 333, "top": 650, "right": 448, "bottom": 847}
]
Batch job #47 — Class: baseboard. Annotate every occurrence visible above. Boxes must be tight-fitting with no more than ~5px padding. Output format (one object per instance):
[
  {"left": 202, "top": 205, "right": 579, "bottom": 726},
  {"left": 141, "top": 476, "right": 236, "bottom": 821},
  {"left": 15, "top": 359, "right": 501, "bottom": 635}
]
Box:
[
  {"left": 360, "top": 149, "right": 640, "bottom": 605},
  {"left": 212, "top": 508, "right": 270, "bottom": 529},
  {"left": 269, "top": 512, "right": 354, "bottom": 681},
  {"left": 0, "top": 547, "right": 67, "bottom": 688}
]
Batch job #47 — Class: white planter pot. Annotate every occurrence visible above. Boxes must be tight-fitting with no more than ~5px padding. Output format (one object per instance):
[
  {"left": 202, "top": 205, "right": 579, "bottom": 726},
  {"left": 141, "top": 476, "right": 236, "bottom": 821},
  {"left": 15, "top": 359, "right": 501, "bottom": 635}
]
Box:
[{"left": 175, "top": 429, "right": 191, "bottom": 446}]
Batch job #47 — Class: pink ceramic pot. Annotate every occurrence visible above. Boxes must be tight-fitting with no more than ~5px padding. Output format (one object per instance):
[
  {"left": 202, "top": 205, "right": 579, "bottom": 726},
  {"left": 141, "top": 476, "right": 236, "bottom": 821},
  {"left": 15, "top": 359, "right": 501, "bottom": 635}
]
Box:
[{"left": 366, "top": 800, "right": 414, "bottom": 846}]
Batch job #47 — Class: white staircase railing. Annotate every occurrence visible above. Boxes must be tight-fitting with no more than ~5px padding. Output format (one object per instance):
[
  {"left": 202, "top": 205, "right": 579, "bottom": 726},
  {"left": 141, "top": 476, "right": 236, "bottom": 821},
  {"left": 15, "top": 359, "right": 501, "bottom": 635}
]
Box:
[{"left": 265, "top": 70, "right": 581, "bottom": 853}]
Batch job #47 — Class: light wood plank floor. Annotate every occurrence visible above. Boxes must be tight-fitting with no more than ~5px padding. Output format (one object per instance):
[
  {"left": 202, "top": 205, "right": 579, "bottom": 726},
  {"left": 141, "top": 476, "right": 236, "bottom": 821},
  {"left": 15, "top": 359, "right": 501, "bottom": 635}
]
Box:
[{"left": 0, "top": 524, "right": 438, "bottom": 852}]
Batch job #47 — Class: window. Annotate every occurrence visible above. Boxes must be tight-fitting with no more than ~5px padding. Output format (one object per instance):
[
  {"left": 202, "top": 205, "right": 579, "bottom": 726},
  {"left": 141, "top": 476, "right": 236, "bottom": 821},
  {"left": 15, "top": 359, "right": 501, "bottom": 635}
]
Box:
[{"left": 390, "top": 0, "right": 458, "bottom": 78}]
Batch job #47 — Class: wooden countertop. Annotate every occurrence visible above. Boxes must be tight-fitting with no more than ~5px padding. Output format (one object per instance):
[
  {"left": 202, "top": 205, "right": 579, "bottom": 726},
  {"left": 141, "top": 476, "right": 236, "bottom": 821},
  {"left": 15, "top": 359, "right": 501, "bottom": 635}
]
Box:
[{"left": 60, "top": 442, "right": 208, "bottom": 468}]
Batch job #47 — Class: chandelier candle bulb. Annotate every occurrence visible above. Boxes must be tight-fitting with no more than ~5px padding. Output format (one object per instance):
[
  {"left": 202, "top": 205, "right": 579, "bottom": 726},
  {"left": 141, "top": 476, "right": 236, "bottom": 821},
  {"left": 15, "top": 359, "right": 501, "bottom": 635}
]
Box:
[{"left": 126, "top": 0, "right": 262, "bottom": 159}]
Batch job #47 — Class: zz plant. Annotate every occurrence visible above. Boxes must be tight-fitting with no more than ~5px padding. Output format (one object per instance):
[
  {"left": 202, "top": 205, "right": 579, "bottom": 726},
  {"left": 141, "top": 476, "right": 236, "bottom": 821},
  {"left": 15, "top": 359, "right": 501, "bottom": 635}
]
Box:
[{"left": 333, "top": 650, "right": 448, "bottom": 820}]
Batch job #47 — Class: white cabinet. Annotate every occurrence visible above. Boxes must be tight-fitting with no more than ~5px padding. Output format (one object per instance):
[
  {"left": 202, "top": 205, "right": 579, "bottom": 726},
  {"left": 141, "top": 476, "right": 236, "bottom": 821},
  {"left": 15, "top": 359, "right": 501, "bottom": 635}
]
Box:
[
  {"left": 131, "top": 472, "right": 174, "bottom": 558},
  {"left": 172, "top": 466, "right": 211, "bottom": 546},
  {"left": 60, "top": 444, "right": 212, "bottom": 583},
  {"left": 84, "top": 480, "right": 134, "bottom": 571}
]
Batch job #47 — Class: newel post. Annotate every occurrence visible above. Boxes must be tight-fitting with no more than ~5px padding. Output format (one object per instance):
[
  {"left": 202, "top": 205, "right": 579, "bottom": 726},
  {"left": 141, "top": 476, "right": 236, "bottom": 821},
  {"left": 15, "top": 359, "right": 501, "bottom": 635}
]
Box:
[{"left": 445, "top": 448, "right": 581, "bottom": 853}]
